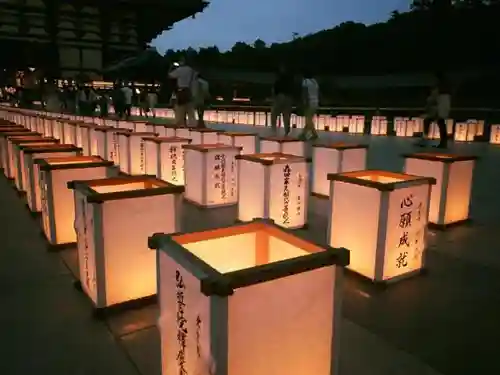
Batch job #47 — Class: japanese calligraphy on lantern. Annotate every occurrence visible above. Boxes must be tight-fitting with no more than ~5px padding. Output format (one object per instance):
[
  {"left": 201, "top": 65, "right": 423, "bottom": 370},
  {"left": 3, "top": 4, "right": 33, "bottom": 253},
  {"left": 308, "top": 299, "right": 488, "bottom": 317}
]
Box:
[
  {"left": 384, "top": 185, "right": 428, "bottom": 279},
  {"left": 139, "top": 138, "right": 146, "bottom": 174},
  {"left": 206, "top": 151, "right": 238, "bottom": 205},
  {"left": 169, "top": 146, "right": 178, "bottom": 182},
  {"left": 176, "top": 270, "right": 188, "bottom": 375}
]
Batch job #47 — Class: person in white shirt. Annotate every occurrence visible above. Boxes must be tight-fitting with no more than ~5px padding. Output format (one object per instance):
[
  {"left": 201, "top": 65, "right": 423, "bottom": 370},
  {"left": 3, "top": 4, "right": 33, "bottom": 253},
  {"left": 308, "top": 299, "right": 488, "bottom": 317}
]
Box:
[
  {"left": 121, "top": 85, "right": 133, "bottom": 118},
  {"left": 300, "top": 70, "right": 319, "bottom": 140},
  {"left": 168, "top": 58, "right": 197, "bottom": 127},
  {"left": 147, "top": 89, "right": 158, "bottom": 118},
  {"left": 193, "top": 74, "right": 210, "bottom": 128}
]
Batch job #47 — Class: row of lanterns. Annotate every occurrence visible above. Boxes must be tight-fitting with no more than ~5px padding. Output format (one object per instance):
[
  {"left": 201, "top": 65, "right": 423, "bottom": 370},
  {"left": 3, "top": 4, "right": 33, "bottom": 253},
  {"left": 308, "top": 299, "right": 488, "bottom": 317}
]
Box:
[{"left": 0, "top": 106, "right": 478, "bottom": 375}]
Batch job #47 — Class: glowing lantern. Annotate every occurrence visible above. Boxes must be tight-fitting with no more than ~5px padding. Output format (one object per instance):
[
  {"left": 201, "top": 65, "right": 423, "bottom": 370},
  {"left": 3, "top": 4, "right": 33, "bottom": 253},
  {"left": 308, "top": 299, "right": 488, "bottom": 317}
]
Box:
[
  {"left": 260, "top": 136, "right": 305, "bottom": 157},
  {"left": 159, "top": 125, "right": 177, "bottom": 137},
  {"left": 336, "top": 115, "right": 350, "bottom": 131},
  {"left": 218, "top": 132, "right": 257, "bottom": 154},
  {"left": 23, "top": 144, "right": 82, "bottom": 212},
  {"left": 95, "top": 127, "right": 131, "bottom": 164},
  {"left": 327, "top": 170, "right": 435, "bottom": 283},
  {"left": 37, "top": 156, "right": 115, "bottom": 248},
  {"left": 175, "top": 126, "right": 191, "bottom": 139},
  {"left": 454, "top": 122, "right": 477, "bottom": 142},
  {"left": 52, "top": 120, "right": 64, "bottom": 140},
  {"left": 143, "top": 136, "right": 191, "bottom": 183},
  {"left": 490, "top": 125, "right": 500, "bottom": 144},
  {"left": 183, "top": 144, "right": 241, "bottom": 207},
  {"left": 468, "top": 119, "right": 484, "bottom": 136},
  {"left": 11, "top": 138, "right": 59, "bottom": 187},
  {"left": 148, "top": 220, "right": 348, "bottom": 375},
  {"left": 311, "top": 143, "right": 368, "bottom": 198},
  {"left": 0, "top": 129, "right": 34, "bottom": 174},
  {"left": 118, "top": 131, "right": 156, "bottom": 175},
  {"left": 132, "top": 121, "right": 148, "bottom": 132},
  {"left": 395, "top": 119, "right": 415, "bottom": 137},
  {"left": 348, "top": 115, "right": 364, "bottom": 134},
  {"left": 403, "top": 152, "right": 477, "bottom": 227},
  {"left": 189, "top": 128, "right": 219, "bottom": 144},
  {"left": 236, "top": 153, "right": 308, "bottom": 228},
  {"left": 428, "top": 119, "right": 454, "bottom": 139},
  {"left": 370, "top": 116, "right": 388, "bottom": 135},
  {"left": 78, "top": 124, "right": 100, "bottom": 156},
  {"left": 63, "top": 120, "right": 79, "bottom": 146},
  {"left": 69, "top": 176, "right": 184, "bottom": 310}
]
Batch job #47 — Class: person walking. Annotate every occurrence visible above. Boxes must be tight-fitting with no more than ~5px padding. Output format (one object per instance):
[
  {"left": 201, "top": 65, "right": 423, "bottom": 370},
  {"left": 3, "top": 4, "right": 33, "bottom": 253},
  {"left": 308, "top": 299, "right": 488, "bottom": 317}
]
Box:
[
  {"left": 147, "top": 88, "right": 158, "bottom": 118},
  {"left": 271, "top": 65, "right": 294, "bottom": 135},
  {"left": 193, "top": 73, "right": 210, "bottom": 128},
  {"left": 121, "top": 84, "right": 133, "bottom": 119},
  {"left": 168, "top": 58, "right": 197, "bottom": 127},
  {"left": 299, "top": 69, "right": 319, "bottom": 140},
  {"left": 415, "top": 73, "right": 451, "bottom": 149}
]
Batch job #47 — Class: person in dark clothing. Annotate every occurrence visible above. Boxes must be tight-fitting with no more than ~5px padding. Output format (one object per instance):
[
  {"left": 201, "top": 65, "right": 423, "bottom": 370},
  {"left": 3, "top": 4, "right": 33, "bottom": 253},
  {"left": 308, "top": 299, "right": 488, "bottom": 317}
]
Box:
[
  {"left": 416, "top": 73, "right": 451, "bottom": 149},
  {"left": 271, "top": 65, "right": 295, "bottom": 135}
]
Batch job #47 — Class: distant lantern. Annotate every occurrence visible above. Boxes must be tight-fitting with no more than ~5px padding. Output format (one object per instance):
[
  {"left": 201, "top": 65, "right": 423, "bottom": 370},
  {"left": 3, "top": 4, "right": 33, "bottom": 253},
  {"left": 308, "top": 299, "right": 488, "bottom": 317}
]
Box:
[
  {"left": 370, "top": 116, "right": 388, "bottom": 135},
  {"left": 95, "top": 127, "right": 131, "bottom": 165},
  {"left": 490, "top": 125, "right": 500, "bottom": 144},
  {"left": 189, "top": 128, "right": 219, "bottom": 144},
  {"left": 132, "top": 121, "right": 148, "bottom": 133},
  {"left": 395, "top": 119, "right": 416, "bottom": 137},
  {"left": 22, "top": 144, "right": 82, "bottom": 212},
  {"left": 260, "top": 136, "right": 305, "bottom": 157},
  {"left": 454, "top": 122, "right": 477, "bottom": 142},
  {"left": 37, "top": 156, "right": 115, "bottom": 249},
  {"left": 428, "top": 119, "right": 454, "bottom": 140},
  {"left": 327, "top": 170, "right": 435, "bottom": 283},
  {"left": 69, "top": 176, "right": 184, "bottom": 311},
  {"left": 311, "top": 143, "right": 368, "bottom": 198},
  {"left": 142, "top": 136, "right": 191, "bottom": 184},
  {"left": 402, "top": 152, "right": 477, "bottom": 228},
  {"left": 175, "top": 126, "right": 191, "bottom": 139},
  {"left": 218, "top": 132, "right": 257, "bottom": 154},
  {"left": 183, "top": 144, "right": 241, "bottom": 207},
  {"left": 336, "top": 115, "right": 350, "bottom": 131},
  {"left": 236, "top": 153, "right": 308, "bottom": 229},
  {"left": 11, "top": 137, "right": 59, "bottom": 188},
  {"left": 148, "top": 220, "right": 349, "bottom": 375},
  {"left": 52, "top": 119, "right": 65, "bottom": 141},
  {"left": 348, "top": 115, "right": 364, "bottom": 134},
  {"left": 0, "top": 130, "right": 38, "bottom": 177},
  {"left": 118, "top": 132, "right": 156, "bottom": 175},
  {"left": 78, "top": 123, "right": 101, "bottom": 156},
  {"left": 63, "top": 120, "right": 80, "bottom": 146}
]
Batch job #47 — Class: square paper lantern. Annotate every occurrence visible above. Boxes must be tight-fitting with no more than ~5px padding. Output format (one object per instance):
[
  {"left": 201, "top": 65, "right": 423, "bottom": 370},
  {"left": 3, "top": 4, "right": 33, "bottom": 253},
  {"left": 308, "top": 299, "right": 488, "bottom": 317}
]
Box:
[
  {"left": 490, "top": 125, "right": 500, "bottom": 144},
  {"left": 118, "top": 131, "right": 156, "bottom": 175},
  {"left": 143, "top": 136, "right": 191, "bottom": 183},
  {"left": 63, "top": 120, "right": 79, "bottom": 146},
  {"left": 395, "top": 119, "right": 415, "bottom": 137},
  {"left": 428, "top": 119, "right": 454, "bottom": 140},
  {"left": 0, "top": 130, "right": 36, "bottom": 175},
  {"left": 348, "top": 115, "right": 364, "bottom": 134},
  {"left": 175, "top": 126, "right": 191, "bottom": 139},
  {"left": 148, "top": 220, "right": 349, "bottom": 375},
  {"left": 37, "top": 156, "right": 115, "bottom": 248},
  {"left": 370, "top": 116, "right": 388, "bottom": 135},
  {"left": 69, "top": 176, "right": 184, "bottom": 310},
  {"left": 260, "top": 136, "right": 305, "bottom": 157},
  {"left": 11, "top": 138, "right": 59, "bottom": 187},
  {"left": 327, "top": 170, "right": 435, "bottom": 283},
  {"left": 454, "top": 122, "right": 476, "bottom": 142},
  {"left": 78, "top": 123, "right": 102, "bottom": 156},
  {"left": 403, "top": 152, "right": 477, "bottom": 227},
  {"left": 183, "top": 144, "right": 241, "bottom": 207},
  {"left": 189, "top": 128, "right": 219, "bottom": 144},
  {"left": 237, "top": 153, "right": 308, "bottom": 229},
  {"left": 218, "top": 132, "right": 257, "bottom": 154},
  {"left": 96, "top": 127, "right": 131, "bottom": 164},
  {"left": 311, "top": 143, "right": 368, "bottom": 198},
  {"left": 52, "top": 119, "right": 65, "bottom": 141},
  {"left": 23, "top": 145, "right": 82, "bottom": 212}
]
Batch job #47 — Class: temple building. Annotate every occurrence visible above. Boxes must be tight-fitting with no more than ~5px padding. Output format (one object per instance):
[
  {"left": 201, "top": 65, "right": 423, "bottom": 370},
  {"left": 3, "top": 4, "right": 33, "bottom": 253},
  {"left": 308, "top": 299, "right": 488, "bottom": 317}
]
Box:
[{"left": 0, "top": 0, "right": 208, "bottom": 79}]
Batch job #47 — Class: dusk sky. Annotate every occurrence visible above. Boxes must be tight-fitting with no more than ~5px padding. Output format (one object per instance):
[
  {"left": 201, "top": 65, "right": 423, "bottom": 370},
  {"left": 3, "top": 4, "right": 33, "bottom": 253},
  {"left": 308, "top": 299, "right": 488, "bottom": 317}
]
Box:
[{"left": 152, "top": 0, "right": 409, "bottom": 52}]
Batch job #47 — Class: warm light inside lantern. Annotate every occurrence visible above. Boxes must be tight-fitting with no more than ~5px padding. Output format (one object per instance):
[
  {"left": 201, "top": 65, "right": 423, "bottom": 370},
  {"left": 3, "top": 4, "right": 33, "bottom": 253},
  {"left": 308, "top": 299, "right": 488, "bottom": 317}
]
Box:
[
  {"left": 91, "top": 180, "right": 164, "bottom": 194},
  {"left": 43, "top": 156, "right": 103, "bottom": 166}
]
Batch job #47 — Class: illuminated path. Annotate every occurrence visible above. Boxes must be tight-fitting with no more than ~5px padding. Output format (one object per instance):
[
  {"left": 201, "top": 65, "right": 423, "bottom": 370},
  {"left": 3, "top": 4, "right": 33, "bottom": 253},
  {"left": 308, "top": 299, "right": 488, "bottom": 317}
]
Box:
[{"left": 2, "top": 119, "right": 500, "bottom": 374}]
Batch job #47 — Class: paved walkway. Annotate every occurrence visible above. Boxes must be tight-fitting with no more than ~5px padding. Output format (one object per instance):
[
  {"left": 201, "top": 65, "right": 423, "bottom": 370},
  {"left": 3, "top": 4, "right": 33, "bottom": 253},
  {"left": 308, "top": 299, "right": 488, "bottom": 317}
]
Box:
[{"left": 2, "top": 120, "right": 500, "bottom": 375}]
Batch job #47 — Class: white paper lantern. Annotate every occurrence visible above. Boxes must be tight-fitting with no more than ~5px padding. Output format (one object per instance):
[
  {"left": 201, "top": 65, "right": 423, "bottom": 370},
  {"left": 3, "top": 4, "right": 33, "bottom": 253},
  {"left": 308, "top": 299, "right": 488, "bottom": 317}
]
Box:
[
  {"left": 12, "top": 138, "right": 59, "bottom": 188},
  {"left": 311, "top": 143, "right": 368, "bottom": 198},
  {"left": 255, "top": 111, "right": 267, "bottom": 126},
  {"left": 118, "top": 131, "right": 156, "bottom": 175},
  {"left": 348, "top": 115, "right": 364, "bottom": 134},
  {"left": 469, "top": 119, "right": 484, "bottom": 136},
  {"left": 490, "top": 125, "right": 500, "bottom": 144},
  {"left": 395, "top": 119, "right": 415, "bottom": 137},
  {"left": 95, "top": 127, "right": 130, "bottom": 164},
  {"left": 260, "top": 136, "right": 305, "bottom": 157},
  {"left": 23, "top": 144, "right": 82, "bottom": 212},
  {"left": 236, "top": 153, "right": 308, "bottom": 229},
  {"left": 183, "top": 143, "right": 241, "bottom": 207},
  {"left": 189, "top": 128, "right": 219, "bottom": 144},
  {"left": 454, "top": 122, "right": 477, "bottom": 142},
  {"left": 78, "top": 123, "right": 101, "bottom": 156},
  {"left": 132, "top": 121, "right": 148, "bottom": 133},
  {"left": 37, "top": 156, "right": 115, "bottom": 248},
  {"left": 143, "top": 136, "right": 191, "bottom": 184},
  {"left": 149, "top": 220, "right": 348, "bottom": 375},
  {"left": 63, "top": 120, "right": 79, "bottom": 146},
  {"left": 0, "top": 129, "right": 36, "bottom": 177},
  {"left": 175, "top": 126, "right": 191, "bottom": 139},
  {"left": 328, "top": 170, "right": 435, "bottom": 283},
  {"left": 52, "top": 119, "right": 64, "bottom": 141},
  {"left": 370, "top": 116, "right": 388, "bottom": 135},
  {"left": 428, "top": 119, "right": 454, "bottom": 140},
  {"left": 336, "top": 115, "right": 350, "bottom": 131},
  {"left": 218, "top": 132, "right": 257, "bottom": 154},
  {"left": 69, "top": 176, "right": 184, "bottom": 310},
  {"left": 403, "top": 152, "right": 477, "bottom": 227}
]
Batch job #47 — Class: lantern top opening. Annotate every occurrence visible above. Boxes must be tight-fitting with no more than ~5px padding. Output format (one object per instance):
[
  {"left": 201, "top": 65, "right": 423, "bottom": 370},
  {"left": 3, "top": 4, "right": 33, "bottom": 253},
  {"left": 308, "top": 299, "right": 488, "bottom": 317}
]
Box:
[
  {"left": 313, "top": 142, "right": 368, "bottom": 150},
  {"left": 261, "top": 136, "right": 302, "bottom": 143},
  {"left": 69, "top": 175, "right": 184, "bottom": 203},
  {"left": 236, "top": 153, "right": 306, "bottom": 165},
  {"left": 23, "top": 144, "right": 82, "bottom": 154},
  {"left": 143, "top": 136, "right": 191, "bottom": 143},
  {"left": 9, "top": 135, "right": 49, "bottom": 142},
  {"left": 149, "top": 220, "right": 349, "bottom": 296},
  {"left": 190, "top": 128, "right": 218, "bottom": 133},
  {"left": 219, "top": 132, "right": 256, "bottom": 137},
  {"left": 402, "top": 152, "right": 478, "bottom": 163},
  {"left": 36, "top": 156, "right": 113, "bottom": 171},
  {"left": 96, "top": 127, "right": 132, "bottom": 134},
  {"left": 79, "top": 123, "right": 101, "bottom": 129},
  {"left": 182, "top": 143, "right": 243, "bottom": 152},
  {"left": 18, "top": 141, "right": 59, "bottom": 149},
  {"left": 328, "top": 170, "right": 436, "bottom": 191},
  {"left": 122, "top": 132, "right": 157, "bottom": 137},
  {"left": 0, "top": 128, "right": 30, "bottom": 133}
]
